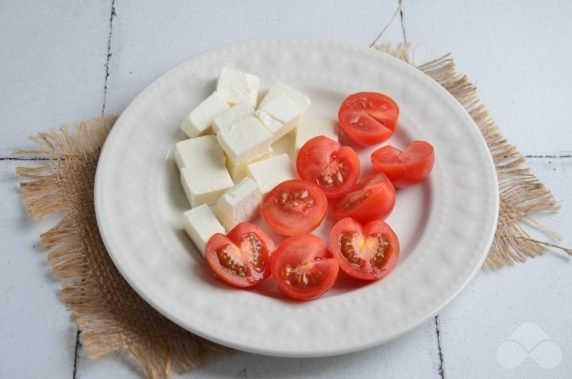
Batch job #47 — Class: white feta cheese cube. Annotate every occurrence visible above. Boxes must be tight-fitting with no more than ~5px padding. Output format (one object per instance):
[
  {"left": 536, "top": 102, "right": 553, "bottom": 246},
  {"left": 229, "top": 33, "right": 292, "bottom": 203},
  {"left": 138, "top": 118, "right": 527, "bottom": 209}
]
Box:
[
  {"left": 174, "top": 135, "right": 225, "bottom": 170},
  {"left": 260, "top": 94, "right": 303, "bottom": 123},
  {"left": 212, "top": 101, "right": 253, "bottom": 134},
  {"left": 216, "top": 114, "right": 273, "bottom": 166},
  {"left": 180, "top": 163, "right": 233, "bottom": 207},
  {"left": 295, "top": 118, "right": 339, "bottom": 152},
  {"left": 256, "top": 95, "right": 304, "bottom": 142},
  {"left": 225, "top": 151, "right": 272, "bottom": 181},
  {"left": 259, "top": 81, "right": 311, "bottom": 112},
  {"left": 180, "top": 91, "right": 229, "bottom": 138},
  {"left": 216, "top": 68, "right": 260, "bottom": 107},
  {"left": 216, "top": 177, "right": 262, "bottom": 230},
  {"left": 247, "top": 153, "right": 295, "bottom": 193},
  {"left": 183, "top": 204, "right": 225, "bottom": 255},
  {"left": 271, "top": 129, "right": 296, "bottom": 159}
]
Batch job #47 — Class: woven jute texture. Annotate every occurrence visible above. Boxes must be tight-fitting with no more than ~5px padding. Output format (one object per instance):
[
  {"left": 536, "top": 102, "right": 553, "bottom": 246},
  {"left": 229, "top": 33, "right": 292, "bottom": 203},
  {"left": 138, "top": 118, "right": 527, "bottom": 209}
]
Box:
[{"left": 16, "top": 46, "right": 570, "bottom": 378}]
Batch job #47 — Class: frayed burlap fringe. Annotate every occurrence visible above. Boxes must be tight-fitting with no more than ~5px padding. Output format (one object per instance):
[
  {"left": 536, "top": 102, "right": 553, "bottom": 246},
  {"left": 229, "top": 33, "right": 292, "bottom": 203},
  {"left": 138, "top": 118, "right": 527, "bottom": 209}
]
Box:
[
  {"left": 16, "top": 117, "right": 230, "bottom": 379},
  {"left": 377, "top": 44, "right": 572, "bottom": 268},
  {"left": 16, "top": 47, "right": 571, "bottom": 379}
]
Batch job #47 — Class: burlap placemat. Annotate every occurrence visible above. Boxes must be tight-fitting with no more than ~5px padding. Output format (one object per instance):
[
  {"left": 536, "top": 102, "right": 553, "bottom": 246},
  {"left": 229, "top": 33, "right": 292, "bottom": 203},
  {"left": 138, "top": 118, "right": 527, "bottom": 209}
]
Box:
[{"left": 15, "top": 45, "right": 571, "bottom": 379}]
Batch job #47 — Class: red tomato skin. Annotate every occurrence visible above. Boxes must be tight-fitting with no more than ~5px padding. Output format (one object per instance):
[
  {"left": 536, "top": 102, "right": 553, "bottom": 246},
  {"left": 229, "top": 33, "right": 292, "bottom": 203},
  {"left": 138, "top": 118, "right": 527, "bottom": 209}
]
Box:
[
  {"left": 371, "top": 141, "right": 435, "bottom": 187},
  {"left": 330, "top": 218, "right": 399, "bottom": 281},
  {"left": 296, "top": 136, "right": 360, "bottom": 199},
  {"left": 205, "top": 223, "right": 275, "bottom": 288},
  {"left": 270, "top": 234, "right": 339, "bottom": 301},
  {"left": 338, "top": 92, "right": 399, "bottom": 146},
  {"left": 333, "top": 174, "right": 396, "bottom": 223},
  {"left": 261, "top": 179, "right": 328, "bottom": 236}
]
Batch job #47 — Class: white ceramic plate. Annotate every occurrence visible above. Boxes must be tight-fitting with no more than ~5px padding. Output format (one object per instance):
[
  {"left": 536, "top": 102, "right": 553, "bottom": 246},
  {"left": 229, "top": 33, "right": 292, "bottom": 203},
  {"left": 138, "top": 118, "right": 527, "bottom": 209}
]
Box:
[{"left": 95, "top": 38, "right": 498, "bottom": 357}]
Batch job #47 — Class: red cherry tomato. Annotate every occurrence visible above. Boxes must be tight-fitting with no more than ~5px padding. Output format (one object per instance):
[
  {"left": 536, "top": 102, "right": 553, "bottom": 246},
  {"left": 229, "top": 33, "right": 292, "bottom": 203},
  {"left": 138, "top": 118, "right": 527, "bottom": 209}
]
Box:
[
  {"left": 333, "top": 173, "right": 395, "bottom": 223},
  {"left": 271, "top": 234, "right": 339, "bottom": 301},
  {"left": 205, "top": 222, "right": 275, "bottom": 288},
  {"left": 330, "top": 218, "right": 399, "bottom": 281},
  {"left": 338, "top": 92, "right": 399, "bottom": 146},
  {"left": 261, "top": 179, "right": 328, "bottom": 236},
  {"left": 371, "top": 141, "right": 435, "bottom": 187},
  {"left": 296, "top": 136, "right": 360, "bottom": 199}
]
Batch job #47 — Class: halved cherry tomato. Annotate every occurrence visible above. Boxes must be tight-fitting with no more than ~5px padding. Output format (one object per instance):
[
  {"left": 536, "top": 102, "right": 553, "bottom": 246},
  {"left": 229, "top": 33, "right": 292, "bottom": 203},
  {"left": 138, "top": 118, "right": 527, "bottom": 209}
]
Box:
[
  {"left": 296, "top": 136, "right": 360, "bottom": 198},
  {"left": 205, "top": 223, "right": 275, "bottom": 288},
  {"left": 261, "top": 179, "right": 328, "bottom": 236},
  {"left": 338, "top": 92, "right": 399, "bottom": 146},
  {"left": 330, "top": 218, "right": 399, "bottom": 281},
  {"left": 333, "top": 173, "right": 395, "bottom": 223},
  {"left": 371, "top": 141, "right": 435, "bottom": 187},
  {"left": 271, "top": 234, "right": 339, "bottom": 300}
]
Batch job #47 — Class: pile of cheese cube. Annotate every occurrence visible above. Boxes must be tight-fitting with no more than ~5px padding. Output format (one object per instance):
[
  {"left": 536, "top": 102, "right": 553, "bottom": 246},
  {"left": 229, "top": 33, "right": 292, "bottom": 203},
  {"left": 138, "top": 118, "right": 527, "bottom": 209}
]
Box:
[{"left": 175, "top": 68, "right": 338, "bottom": 255}]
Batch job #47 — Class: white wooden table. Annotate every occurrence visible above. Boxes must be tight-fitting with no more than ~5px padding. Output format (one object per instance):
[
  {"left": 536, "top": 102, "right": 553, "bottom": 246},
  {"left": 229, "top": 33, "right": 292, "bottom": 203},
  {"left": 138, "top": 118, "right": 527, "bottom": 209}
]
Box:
[{"left": 1, "top": 1, "right": 571, "bottom": 378}]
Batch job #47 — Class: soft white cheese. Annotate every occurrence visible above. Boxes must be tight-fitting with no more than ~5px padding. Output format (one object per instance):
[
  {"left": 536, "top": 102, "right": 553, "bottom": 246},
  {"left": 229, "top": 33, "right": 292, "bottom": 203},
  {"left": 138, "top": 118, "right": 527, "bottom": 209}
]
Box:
[
  {"left": 174, "top": 135, "right": 225, "bottom": 170},
  {"left": 183, "top": 204, "right": 225, "bottom": 256},
  {"left": 216, "top": 68, "right": 260, "bottom": 107},
  {"left": 180, "top": 91, "right": 229, "bottom": 138},
  {"left": 295, "top": 118, "right": 339, "bottom": 152},
  {"left": 212, "top": 101, "right": 254, "bottom": 134},
  {"left": 216, "top": 114, "right": 273, "bottom": 166},
  {"left": 216, "top": 177, "right": 262, "bottom": 230},
  {"left": 259, "top": 81, "right": 311, "bottom": 112},
  {"left": 225, "top": 151, "right": 272, "bottom": 181},
  {"left": 247, "top": 153, "right": 295, "bottom": 193},
  {"left": 179, "top": 139, "right": 234, "bottom": 207},
  {"left": 256, "top": 94, "right": 304, "bottom": 142}
]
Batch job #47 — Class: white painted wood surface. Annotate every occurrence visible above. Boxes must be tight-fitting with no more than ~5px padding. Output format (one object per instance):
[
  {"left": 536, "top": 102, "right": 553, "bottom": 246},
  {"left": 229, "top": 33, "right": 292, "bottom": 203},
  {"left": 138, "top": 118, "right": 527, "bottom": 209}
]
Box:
[
  {"left": 1, "top": 1, "right": 571, "bottom": 378},
  {"left": 404, "top": 0, "right": 572, "bottom": 156}
]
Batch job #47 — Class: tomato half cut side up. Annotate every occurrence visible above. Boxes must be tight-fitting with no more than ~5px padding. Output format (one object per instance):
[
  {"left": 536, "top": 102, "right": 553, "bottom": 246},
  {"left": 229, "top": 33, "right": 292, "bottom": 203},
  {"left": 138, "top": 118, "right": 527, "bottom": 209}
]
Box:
[
  {"left": 338, "top": 92, "right": 399, "bottom": 146},
  {"left": 333, "top": 173, "right": 395, "bottom": 223},
  {"left": 205, "top": 222, "right": 275, "bottom": 288},
  {"left": 371, "top": 141, "right": 435, "bottom": 188},
  {"left": 296, "top": 136, "right": 360, "bottom": 198},
  {"left": 261, "top": 179, "right": 328, "bottom": 236},
  {"left": 330, "top": 218, "right": 399, "bottom": 281},
  {"left": 271, "top": 234, "right": 339, "bottom": 301}
]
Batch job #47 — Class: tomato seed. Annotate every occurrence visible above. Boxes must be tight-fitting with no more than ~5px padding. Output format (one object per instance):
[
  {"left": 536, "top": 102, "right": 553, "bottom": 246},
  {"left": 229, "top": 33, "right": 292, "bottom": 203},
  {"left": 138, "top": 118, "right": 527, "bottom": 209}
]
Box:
[
  {"left": 340, "top": 190, "right": 368, "bottom": 210},
  {"left": 240, "top": 233, "right": 266, "bottom": 273},
  {"left": 217, "top": 245, "right": 249, "bottom": 277},
  {"left": 318, "top": 156, "right": 349, "bottom": 188},
  {"left": 282, "top": 262, "right": 324, "bottom": 288},
  {"left": 368, "top": 234, "right": 388, "bottom": 268},
  {"left": 278, "top": 190, "right": 315, "bottom": 211},
  {"left": 340, "top": 233, "right": 366, "bottom": 267},
  {"left": 340, "top": 232, "right": 387, "bottom": 268}
]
